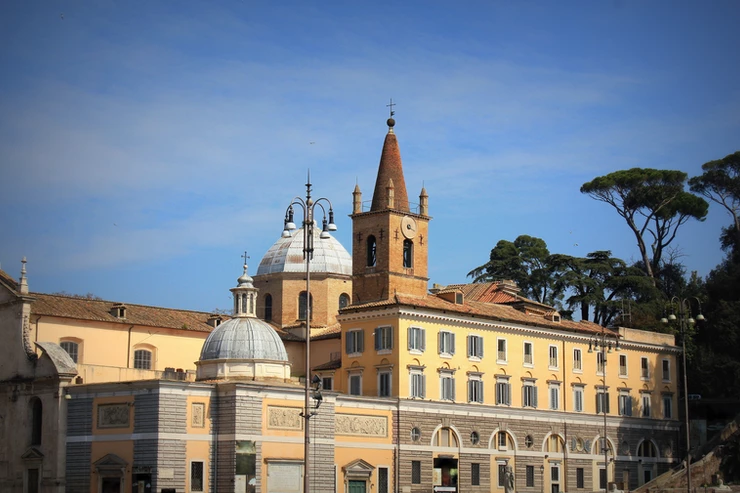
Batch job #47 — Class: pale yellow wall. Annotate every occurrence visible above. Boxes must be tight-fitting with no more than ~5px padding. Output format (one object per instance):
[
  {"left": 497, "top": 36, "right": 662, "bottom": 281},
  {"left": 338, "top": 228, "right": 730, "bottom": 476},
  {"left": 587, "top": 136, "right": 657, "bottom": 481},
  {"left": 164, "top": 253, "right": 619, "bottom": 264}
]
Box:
[
  {"left": 186, "top": 441, "right": 210, "bottom": 493},
  {"left": 36, "top": 316, "right": 208, "bottom": 376},
  {"left": 90, "top": 441, "right": 134, "bottom": 493},
  {"left": 339, "top": 311, "right": 678, "bottom": 420}
]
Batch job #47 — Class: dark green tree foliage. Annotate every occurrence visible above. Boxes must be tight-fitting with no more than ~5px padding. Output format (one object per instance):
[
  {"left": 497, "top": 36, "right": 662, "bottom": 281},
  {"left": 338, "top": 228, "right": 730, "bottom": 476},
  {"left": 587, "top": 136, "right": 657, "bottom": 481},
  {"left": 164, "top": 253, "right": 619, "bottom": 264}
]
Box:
[
  {"left": 581, "top": 169, "right": 708, "bottom": 285},
  {"left": 468, "top": 235, "right": 561, "bottom": 306},
  {"left": 689, "top": 151, "right": 740, "bottom": 249}
]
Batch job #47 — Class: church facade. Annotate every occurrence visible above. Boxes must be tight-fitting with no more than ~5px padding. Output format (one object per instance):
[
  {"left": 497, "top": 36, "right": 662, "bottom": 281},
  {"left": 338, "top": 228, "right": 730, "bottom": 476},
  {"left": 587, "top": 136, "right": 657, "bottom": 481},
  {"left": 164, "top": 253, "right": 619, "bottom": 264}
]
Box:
[{"left": 0, "top": 116, "right": 680, "bottom": 493}]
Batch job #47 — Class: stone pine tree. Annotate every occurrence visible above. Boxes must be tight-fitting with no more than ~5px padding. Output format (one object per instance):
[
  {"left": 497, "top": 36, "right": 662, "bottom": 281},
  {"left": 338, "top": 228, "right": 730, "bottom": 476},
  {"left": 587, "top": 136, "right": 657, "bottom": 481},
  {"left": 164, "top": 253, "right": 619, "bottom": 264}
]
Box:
[
  {"left": 689, "top": 151, "right": 740, "bottom": 250},
  {"left": 580, "top": 168, "right": 708, "bottom": 287}
]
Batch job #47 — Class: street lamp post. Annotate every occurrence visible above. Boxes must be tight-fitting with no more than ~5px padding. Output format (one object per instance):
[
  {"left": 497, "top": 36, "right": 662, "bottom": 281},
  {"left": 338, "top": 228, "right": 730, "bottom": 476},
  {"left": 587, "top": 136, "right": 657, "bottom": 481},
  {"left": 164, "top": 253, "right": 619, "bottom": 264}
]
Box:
[
  {"left": 282, "top": 174, "right": 336, "bottom": 493},
  {"left": 588, "top": 326, "right": 620, "bottom": 492},
  {"left": 662, "top": 297, "right": 705, "bottom": 493}
]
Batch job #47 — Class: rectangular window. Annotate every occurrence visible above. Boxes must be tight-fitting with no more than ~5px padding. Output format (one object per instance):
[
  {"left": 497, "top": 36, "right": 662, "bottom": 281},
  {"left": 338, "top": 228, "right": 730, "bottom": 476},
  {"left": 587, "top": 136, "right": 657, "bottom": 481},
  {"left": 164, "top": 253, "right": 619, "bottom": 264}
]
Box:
[
  {"left": 641, "top": 393, "right": 651, "bottom": 417},
  {"left": 375, "top": 326, "right": 393, "bottom": 351},
  {"left": 346, "top": 329, "right": 364, "bottom": 355},
  {"left": 498, "top": 463, "right": 507, "bottom": 487},
  {"left": 573, "top": 385, "right": 584, "bottom": 412},
  {"left": 191, "top": 461, "right": 204, "bottom": 492},
  {"left": 549, "top": 345, "right": 559, "bottom": 369},
  {"left": 523, "top": 381, "right": 538, "bottom": 408},
  {"left": 596, "top": 390, "right": 610, "bottom": 414},
  {"left": 412, "top": 461, "right": 421, "bottom": 484},
  {"left": 619, "top": 354, "right": 628, "bottom": 376},
  {"left": 349, "top": 374, "right": 362, "bottom": 396},
  {"left": 641, "top": 357, "right": 649, "bottom": 379},
  {"left": 618, "top": 392, "right": 633, "bottom": 416},
  {"left": 322, "top": 376, "right": 333, "bottom": 391},
  {"left": 440, "top": 371, "right": 455, "bottom": 401},
  {"left": 468, "top": 376, "right": 484, "bottom": 403},
  {"left": 526, "top": 465, "right": 535, "bottom": 487},
  {"left": 133, "top": 349, "right": 152, "bottom": 370},
  {"left": 497, "top": 338, "right": 507, "bottom": 362},
  {"left": 498, "top": 432, "right": 508, "bottom": 449},
  {"left": 60, "top": 341, "right": 79, "bottom": 363},
  {"left": 573, "top": 348, "right": 582, "bottom": 371},
  {"left": 378, "top": 371, "right": 392, "bottom": 397},
  {"left": 577, "top": 468, "right": 585, "bottom": 489},
  {"left": 439, "top": 331, "right": 455, "bottom": 355},
  {"left": 596, "top": 351, "right": 605, "bottom": 374},
  {"left": 662, "top": 359, "right": 671, "bottom": 381},
  {"left": 549, "top": 383, "right": 560, "bottom": 410},
  {"left": 663, "top": 394, "right": 673, "bottom": 419},
  {"left": 410, "top": 370, "right": 426, "bottom": 398},
  {"left": 378, "top": 467, "right": 389, "bottom": 493},
  {"left": 471, "top": 463, "right": 481, "bottom": 486},
  {"left": 523, "top": 342, "right": 533, "bottom": 366},
  {"left": 496, "top": 378, "right": 511, "bottom": 405},
  {"left": 408, "top": 327, "right": 426, "bottom": 352},
  {"left": 27, "top": 469, "right": 39, "bottom": 493},
  {"left": 468, "top": 335, "right": 484, "bottom": 359}
]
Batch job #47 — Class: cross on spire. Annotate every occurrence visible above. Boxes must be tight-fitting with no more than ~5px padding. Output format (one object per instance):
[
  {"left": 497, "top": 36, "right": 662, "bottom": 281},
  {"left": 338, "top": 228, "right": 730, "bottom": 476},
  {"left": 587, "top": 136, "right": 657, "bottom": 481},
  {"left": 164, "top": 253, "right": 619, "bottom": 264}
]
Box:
[
  {"left": 387, "top": 98, "right": 396, "bottom": 117},
  {"left": 241, "top": 251, "right": 249, "bottom": 266}
]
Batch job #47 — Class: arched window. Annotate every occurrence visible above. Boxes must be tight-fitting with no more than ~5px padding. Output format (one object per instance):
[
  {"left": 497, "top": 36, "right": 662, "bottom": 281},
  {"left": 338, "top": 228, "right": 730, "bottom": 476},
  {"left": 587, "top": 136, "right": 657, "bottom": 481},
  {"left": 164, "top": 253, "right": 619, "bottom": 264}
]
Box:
[
  {"left": 433, "top": 427, "right": 459, "bottom": 448},
  {"left": 299, "top": 291, "right": 313, "bottom": 321},
  {"left": 30, "top": 397, "right": 42, "bottom": 446},
  {"left": 493, "top": 431, "right": 515, "bottom": 451},
  {"left": 134, "top": 349, "right": 152, "bottom": 370},
  {"left": 60, "top": 340, "right": 79, "bottom": 363},
  {"left": 403, "top": 239, "right": 413, "bottom": 268},
  {"left": 545, "top": 434, "right": 565, "bottom": 453},
  {"left": 637, "top": 440, "right": 657, "bottom": 457},
  {"left": 264, "top": 294, "right": 273, "bottom": 321},
  {"left": 339, "top": 293, "right": 350, "bottom": 309},
  {"left": 366, "top": 235, "right": 377, "bottom": 267}
]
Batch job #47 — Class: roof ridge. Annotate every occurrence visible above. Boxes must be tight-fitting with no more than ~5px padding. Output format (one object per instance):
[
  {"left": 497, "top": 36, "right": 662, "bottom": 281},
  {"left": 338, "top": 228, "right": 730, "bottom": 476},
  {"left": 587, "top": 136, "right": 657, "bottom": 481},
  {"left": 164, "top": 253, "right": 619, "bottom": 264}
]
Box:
[{"left": 32, "top": 292, "right": 224, "bottom": 316}]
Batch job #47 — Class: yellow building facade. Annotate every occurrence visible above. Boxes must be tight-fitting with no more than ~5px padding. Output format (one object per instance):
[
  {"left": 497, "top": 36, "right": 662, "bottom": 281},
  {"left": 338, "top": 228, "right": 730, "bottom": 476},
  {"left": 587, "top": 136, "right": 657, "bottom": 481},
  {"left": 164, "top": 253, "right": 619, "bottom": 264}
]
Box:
[{"left": 0, "top": 116, "right": 681, "bottom": 493}]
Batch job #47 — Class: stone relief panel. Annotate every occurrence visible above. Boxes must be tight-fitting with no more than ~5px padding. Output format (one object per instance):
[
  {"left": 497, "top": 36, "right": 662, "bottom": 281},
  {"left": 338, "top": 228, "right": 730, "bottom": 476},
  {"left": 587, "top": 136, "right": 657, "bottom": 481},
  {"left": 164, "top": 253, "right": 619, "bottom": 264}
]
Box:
[
  {"left": 191, "top": 402, "right": 206, "bottom": 428},
  {"left": 267, "top": 406, "right": 303, "bottom": 431},
  {"left": 97, "top": 404, "right": 130, "bottom": 429},
  {"left": 335, "top": 414, "right": 387, "bottom": 437}
]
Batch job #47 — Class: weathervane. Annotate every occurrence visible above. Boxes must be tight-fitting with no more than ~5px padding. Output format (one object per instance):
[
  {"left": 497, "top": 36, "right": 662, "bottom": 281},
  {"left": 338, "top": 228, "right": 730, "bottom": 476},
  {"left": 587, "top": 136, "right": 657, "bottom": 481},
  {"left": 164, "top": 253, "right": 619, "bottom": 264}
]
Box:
[{"left": 387, "top": 98, "right": 396, "bottom": 118}]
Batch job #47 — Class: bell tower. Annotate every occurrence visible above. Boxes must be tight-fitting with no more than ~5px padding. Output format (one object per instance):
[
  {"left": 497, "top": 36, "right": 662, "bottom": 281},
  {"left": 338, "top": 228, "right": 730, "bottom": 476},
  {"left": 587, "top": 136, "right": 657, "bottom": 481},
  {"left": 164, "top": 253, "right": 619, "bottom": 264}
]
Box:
[{"left": 351, "top": 114, "right": 430, "bottom": 303}]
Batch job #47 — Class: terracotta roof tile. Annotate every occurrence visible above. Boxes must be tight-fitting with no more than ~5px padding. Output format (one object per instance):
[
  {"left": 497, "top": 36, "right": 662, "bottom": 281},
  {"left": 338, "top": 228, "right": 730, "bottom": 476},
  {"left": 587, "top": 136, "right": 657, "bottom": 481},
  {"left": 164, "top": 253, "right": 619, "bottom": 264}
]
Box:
[
  {"left": 313, "top": 358, "right": 342, "bottom": 371},
  {"left": 0, "top": 268, "right": 19, "bottom": 292},
  {"left": 347, "top": 292, "right": 608, "bottom": 336}
]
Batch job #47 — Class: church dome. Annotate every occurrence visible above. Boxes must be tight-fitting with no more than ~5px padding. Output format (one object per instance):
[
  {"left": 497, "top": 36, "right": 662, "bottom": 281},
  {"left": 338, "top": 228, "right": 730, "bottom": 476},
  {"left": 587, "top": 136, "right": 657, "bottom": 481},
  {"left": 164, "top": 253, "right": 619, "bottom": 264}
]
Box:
[
  {"left": 199, "top": 317, "right": 288, "bottom": 362},
  {"left": 256, "top": 222, "right": 351, "bottom": 276}
]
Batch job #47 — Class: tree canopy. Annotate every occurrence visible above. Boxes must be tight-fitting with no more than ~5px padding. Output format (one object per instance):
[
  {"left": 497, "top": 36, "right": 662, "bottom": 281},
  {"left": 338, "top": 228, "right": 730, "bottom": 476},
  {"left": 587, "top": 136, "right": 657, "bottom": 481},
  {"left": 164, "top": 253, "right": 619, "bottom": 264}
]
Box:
[
  {"left": 581, "top": 168, "right": 708, "bottom": 286},
  {"left": 689, "top": 151, "right": 740, "bottom": 249}
]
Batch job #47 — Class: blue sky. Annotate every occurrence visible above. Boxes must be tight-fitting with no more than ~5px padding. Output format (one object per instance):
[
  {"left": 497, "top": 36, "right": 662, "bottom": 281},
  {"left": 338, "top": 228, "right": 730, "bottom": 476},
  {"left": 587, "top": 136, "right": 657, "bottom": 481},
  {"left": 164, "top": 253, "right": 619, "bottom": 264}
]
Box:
[{"left": 1, "top": 1, "right": 738, "bottom": 312}]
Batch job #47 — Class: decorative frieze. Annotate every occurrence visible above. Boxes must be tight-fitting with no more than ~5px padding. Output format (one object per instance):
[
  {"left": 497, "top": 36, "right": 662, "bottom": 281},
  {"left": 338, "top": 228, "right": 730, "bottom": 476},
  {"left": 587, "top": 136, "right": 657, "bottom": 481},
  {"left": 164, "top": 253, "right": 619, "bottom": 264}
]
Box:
[
  {"left": 335, "top": 414, "right": 387, "bottom": 437},
  {"left": 267, "top": 406, "right": 303, "bottom": 430},
  {"left": 97, "top": 404, "right": 130, "bottom": 428}
]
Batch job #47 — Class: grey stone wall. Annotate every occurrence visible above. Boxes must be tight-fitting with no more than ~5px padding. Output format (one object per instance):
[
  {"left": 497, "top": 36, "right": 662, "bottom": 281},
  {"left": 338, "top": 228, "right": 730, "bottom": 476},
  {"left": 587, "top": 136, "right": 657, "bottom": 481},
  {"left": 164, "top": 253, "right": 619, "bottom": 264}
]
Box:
[{"left": 64, "top": 442, "right": 91, "bottom": 493}]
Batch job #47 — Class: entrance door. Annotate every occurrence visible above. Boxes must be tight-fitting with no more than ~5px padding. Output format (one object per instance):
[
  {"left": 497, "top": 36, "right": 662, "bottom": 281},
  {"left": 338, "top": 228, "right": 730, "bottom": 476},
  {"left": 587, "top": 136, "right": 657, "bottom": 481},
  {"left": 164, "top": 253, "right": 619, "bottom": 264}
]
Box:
[
  {"left": 550, "top": 464, "right": 560, "bottom": 493},
  {"left": 101, "top": 478, "right": 121, "bottom": 493},
  {"left": 349, "top": 480, "right": 367, "bottom": 493},
  {"left": 643, "top": 469, "right": 653, "bottom": 485}
]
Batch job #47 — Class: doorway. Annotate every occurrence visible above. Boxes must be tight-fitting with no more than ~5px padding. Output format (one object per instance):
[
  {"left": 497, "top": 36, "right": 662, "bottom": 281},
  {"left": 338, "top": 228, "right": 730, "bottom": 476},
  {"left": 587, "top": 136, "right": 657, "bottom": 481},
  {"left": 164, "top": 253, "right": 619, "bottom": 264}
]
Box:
[
  {"left": 349, "top": 480, "right": 367, "bottom": 493},
  {"left": 101, "top": 478, "right": 121, "bottom": 493}
]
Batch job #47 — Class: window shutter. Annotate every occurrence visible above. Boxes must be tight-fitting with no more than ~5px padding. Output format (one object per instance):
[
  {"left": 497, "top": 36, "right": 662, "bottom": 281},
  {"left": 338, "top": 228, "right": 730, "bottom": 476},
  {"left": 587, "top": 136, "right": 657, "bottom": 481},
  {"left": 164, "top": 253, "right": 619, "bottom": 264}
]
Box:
[
  {"left": 626, "top": 396, "right": 633, "bottom": 416},
  {"left": 479, "top": 338, "right": 484, "bottom": 358},
  {"left": 421, "top": 329, "right": 426, "bottom": 351},
  {"left": 606, "top": 393, "right": 610, "bottom": 414},
  {"left": 468, "top": 380, "right": 473, "bottom": 401},
  {"left": 358, "top": 330, "right": 364, "bottom": 353},
  {"left": 450, "top": 334, "right": 456, "bottom": 355},
  {"left": 388, "top": 327, "right": 393, "bottom": 349},
  {"left": 533, "top": 386, "right": 538, "bottom": 408},
  {"left": 438, "top": 331, "right": 443, "bottom": 353},
  {"left": 408, "top": 328, "right": 413, "bottom": 350},
  {"left": 467, "top": 335, "right": 472, "bottom": 357},
  {"left": 421, "top": 375, "right": 426, "bottom": 398},
  {"left": 451, "top": 377, "right": 456, "bottom": 400},
  {"left": 596, "top": 394, "right": 601, "bottom": 414},
  {"left": 346, "top": 333, "right": 352, "bottom": 354},
  {"left": 505, "top": 383, "right": 511, "bottom": 405}
]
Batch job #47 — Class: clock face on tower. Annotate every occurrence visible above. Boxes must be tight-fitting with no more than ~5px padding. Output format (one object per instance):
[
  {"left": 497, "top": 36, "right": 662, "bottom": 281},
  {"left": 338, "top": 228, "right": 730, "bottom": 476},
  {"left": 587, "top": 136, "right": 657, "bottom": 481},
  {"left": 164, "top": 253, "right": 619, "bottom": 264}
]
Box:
[{"left": 401, "top": 216, "right": 418, "bottom": 239}]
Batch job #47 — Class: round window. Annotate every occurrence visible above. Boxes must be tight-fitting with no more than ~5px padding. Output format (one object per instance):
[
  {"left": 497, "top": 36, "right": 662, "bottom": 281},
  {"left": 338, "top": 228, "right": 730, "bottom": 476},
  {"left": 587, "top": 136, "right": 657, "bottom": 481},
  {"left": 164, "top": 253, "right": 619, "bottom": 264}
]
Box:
[
  {"left": 411, "top": 427, "right": 421, "bottom": 442},
  {"left": 525, "top": 435, "right": 534, "bottom": 448},
  {"left": 575, "top": 437, "right": 584, "bottom": 452},
  {"left": 470, "top": 431, "right": 480, "bottom": 445}
]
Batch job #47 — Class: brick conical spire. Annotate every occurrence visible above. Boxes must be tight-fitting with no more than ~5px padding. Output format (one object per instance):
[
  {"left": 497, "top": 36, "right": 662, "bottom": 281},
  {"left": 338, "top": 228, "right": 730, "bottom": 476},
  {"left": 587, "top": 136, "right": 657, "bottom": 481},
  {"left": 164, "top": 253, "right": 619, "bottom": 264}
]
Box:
[{"left": 370, "top": 118, "right": 410, "bottom": 212}]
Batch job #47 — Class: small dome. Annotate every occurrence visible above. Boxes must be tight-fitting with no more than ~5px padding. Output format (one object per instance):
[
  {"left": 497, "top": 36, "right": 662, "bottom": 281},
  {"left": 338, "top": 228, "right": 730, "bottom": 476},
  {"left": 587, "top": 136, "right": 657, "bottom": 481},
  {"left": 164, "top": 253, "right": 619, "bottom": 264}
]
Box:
[
  {"left": 257, "top": 222, "right": 351, "bottom": 276},
  {"left": 199, "top": 317, "right": 288, "bottom": 362}
]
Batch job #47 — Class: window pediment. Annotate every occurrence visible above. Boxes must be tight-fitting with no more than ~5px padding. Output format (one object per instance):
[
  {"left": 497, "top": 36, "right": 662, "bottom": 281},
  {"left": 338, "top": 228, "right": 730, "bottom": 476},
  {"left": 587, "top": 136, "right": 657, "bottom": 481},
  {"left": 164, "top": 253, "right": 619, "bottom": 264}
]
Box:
[
  {"left": 343, "top": 458, "right": 375, "bottom": 478},
  {"left": 21, "top": 447, "right": 44, "bottom": 460}
]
